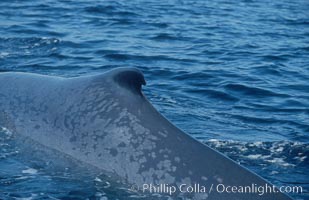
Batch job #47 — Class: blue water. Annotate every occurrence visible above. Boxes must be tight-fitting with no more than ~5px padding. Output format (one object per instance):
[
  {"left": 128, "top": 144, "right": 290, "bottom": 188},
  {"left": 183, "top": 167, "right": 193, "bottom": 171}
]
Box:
[{"left": 0, "top": 0, "right": 308, "bottom": 199}]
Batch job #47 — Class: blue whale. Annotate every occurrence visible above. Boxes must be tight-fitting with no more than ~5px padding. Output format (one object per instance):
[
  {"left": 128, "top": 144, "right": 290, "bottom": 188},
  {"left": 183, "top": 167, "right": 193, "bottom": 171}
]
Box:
[{"left": 0, "top": 68, "right": 292, "bottom": 199}]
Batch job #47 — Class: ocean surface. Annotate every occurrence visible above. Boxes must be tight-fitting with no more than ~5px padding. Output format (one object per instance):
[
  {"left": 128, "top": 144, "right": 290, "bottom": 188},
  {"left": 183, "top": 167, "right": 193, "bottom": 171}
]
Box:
[{"left": 0, "top": 0, "right": 308, "bottom": 199}]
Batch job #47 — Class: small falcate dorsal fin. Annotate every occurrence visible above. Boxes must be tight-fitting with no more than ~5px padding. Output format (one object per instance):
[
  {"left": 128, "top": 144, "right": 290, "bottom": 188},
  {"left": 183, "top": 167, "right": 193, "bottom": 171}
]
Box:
[{"left": 111, "top": 67, "right": 146, "bottom": 96}]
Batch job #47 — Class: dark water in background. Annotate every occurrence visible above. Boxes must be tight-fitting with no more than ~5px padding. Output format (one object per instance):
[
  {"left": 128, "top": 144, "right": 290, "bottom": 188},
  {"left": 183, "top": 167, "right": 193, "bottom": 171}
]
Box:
[{"left": 0, "top": 0, "right": 308, "bottom": 199}]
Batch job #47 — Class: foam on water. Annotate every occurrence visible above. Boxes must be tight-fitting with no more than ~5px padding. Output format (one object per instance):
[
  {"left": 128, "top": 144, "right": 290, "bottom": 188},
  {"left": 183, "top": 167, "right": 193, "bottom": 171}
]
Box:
[
  {"left": 205, "top": 139, "right": 308, "bottom": 198},
  {"left": 22, "top": 168, "right": 38, "bottom": 175}
]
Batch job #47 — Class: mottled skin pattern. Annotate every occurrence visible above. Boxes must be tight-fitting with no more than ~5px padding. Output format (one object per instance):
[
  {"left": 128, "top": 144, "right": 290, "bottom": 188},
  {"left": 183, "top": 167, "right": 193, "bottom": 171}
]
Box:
[{"left": 0, "top": 68, "right": 292, "bottom": 200}]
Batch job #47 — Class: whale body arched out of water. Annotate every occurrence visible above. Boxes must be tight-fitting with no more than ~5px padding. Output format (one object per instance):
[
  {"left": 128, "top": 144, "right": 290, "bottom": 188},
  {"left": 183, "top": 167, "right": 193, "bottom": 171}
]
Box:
[{"left": 0, "top": 68, "right": 292, "bottom": 199}]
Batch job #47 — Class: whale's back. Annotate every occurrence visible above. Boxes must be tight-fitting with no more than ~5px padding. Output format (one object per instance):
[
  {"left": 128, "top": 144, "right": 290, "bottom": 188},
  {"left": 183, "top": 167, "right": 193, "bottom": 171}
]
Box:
[{"left": 0, "top": 68, "right": 293, "bottom": 200}]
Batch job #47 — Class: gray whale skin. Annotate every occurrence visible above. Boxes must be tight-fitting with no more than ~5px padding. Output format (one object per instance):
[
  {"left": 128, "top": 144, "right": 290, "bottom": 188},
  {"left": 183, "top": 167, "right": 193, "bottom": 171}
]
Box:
[{"left": 0, "top": 68, "right": 292, "bottom": 200}]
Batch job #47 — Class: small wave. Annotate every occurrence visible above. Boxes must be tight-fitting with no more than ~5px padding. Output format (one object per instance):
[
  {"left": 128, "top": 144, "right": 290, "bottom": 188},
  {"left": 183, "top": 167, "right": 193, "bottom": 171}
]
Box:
[
  {"left": 260, "top": 54, "right": 290, "bottom": 62},
  {"left": 144, "top": 21, "right": 169, "bottom": 28},
  {"left": 84, "top": 5, "right": 139, "bottom": 18},
  {"left": 235, "top": 102, "right": 309, "bottom": 114},
  {"left": 84, "top": 5, "right": 117, "bottom": 14},
  {"left": 252, "top": 64, "right": 282, "bottom": 76},
  {"left": 149, "top": 33, "right": 191, "bottom": 42},
  {"left": 172, "top": 72, "right": 214, "bottom": 80},
  {"left": 8, "top": 24, "right": 66, "bottom": 37},
  {"left": 103, "top": 53, "right": 195, "bottom": 63},
  {"left": 223, "top": 83, "right": 289, "bottom": 98},
  {"left": 184, "top": 89, "right": 239, "bottom": 102}
]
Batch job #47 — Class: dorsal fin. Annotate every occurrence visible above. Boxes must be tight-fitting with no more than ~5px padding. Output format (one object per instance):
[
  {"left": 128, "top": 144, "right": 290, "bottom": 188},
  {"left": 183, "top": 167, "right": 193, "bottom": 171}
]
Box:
[{"left": 112, "top": 67, "right": 146, "bottom": 96}]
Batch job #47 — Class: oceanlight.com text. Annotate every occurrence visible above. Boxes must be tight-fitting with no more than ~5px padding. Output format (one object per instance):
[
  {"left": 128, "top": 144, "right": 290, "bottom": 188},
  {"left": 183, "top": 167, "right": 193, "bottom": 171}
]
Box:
[{"left": 130, "top": 183, "right": 303, "bottom": 196}]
